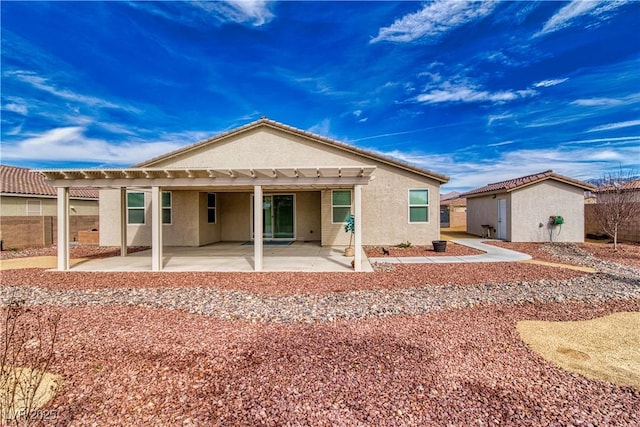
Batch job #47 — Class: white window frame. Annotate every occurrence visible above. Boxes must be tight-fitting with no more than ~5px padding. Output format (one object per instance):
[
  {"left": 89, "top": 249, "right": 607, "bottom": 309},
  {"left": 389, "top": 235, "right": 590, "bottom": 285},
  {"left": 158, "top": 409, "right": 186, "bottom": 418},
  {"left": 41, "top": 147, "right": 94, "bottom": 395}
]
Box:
[
  {"left": 127, "top": 191, "right": 146, "bottom": 225},
  {"left": 162, "top": 191, "right": 172, "bottom": 225},
  {"left": 26, "top": 200, "right": 42, "bottom": 216},
  {"left": 207, "top": 193, "right": 216, "bottom": 224},
  {"left": 408, "top": 189, "right": 429, "bottom": 223},
  {"left": 331, "top": 189, "right": 352, "bottom": 224}
]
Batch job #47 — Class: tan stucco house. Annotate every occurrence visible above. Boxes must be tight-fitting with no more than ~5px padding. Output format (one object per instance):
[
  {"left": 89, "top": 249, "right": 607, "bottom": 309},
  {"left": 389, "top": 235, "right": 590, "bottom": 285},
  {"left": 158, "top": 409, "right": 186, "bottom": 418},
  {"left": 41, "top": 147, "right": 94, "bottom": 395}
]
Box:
[
  {"left": 38, "top": 118, "right": 449, "bottom": 271},
  {"left": 461, "top": 170, "right": 595, "bottom": 242}
]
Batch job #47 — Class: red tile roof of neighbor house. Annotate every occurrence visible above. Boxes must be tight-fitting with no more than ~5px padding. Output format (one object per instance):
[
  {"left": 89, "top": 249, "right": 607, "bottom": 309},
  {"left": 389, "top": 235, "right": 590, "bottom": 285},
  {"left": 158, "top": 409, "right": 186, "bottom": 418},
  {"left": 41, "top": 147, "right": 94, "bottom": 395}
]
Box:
[
  {"left": 0, "top": 165, "right": 99, "bottom": 199},
  {"left": 594, "top": 179, "right": 640, "bottom": 193},
  {"left": 461, "top": 170, "right": 595, "bottom": 197},
  {"left": 440, "top": 197, "right": 466, "bottom": 206},
  {"left": 135, "top": 117, "right": 450, "bottom": 183}
]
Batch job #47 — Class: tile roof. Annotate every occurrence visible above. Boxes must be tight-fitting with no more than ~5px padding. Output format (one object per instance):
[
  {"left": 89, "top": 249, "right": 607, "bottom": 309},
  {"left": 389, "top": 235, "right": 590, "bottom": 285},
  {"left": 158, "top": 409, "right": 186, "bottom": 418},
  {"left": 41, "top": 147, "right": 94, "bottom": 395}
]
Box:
[
  {"left": 440, "top": 196, "right": 466, "bottom": 206},
  {"left": 135, "top": 117, "right": 450, "bottom": 183},
  {"left": 1, "top": 165, "right": 99, "bottom": 199},
  {"left": 594, "top": 179, "right": 640, "bottom": 193},
  {"left": 461, "top": 170, "right": 595, "bottom": 197}
]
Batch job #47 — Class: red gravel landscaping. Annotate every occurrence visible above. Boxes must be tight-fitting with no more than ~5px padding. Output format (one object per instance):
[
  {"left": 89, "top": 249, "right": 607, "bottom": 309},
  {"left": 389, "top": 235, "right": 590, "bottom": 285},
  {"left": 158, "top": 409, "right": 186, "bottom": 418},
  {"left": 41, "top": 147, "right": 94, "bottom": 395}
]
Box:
[
  {"left": 28, "top": 299, "right": 640, "bottom": 426},
  {"left": 364, "top": 242, "right": 484, "bottom": 257},
  {"left": 0, "top": 262, "right": 586, "bottom": 296}
]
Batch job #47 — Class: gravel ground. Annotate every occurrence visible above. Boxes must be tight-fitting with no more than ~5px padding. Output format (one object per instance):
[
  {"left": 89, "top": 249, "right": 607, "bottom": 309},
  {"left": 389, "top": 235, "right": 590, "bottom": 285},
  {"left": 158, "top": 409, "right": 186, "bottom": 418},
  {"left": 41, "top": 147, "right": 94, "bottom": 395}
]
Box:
[
  {"left": 364, "top": 243, "right": 483, "bottom": 257},
  {"left": 487, "top": 241, "right": 640, "bottom": 269},
  {"left": 1, "top": 263, "right": 586, "bottom": 295},
  {"left": 0, "top": 245, "right": 149, "bottom": 260},
  {"left": 1, "top": 243, "right": 638, "bottom": 425},
  {"left": 10, "top": 300, "right": 640, "bottom": 426}
]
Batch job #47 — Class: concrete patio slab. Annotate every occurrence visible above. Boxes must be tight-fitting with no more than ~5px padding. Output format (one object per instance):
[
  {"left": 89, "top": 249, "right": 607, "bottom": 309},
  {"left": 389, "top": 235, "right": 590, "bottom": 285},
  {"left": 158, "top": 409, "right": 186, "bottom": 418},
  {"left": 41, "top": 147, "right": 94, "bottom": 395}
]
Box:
[{"left": 69, "top": 242, "right": 374, "bottom": 273}]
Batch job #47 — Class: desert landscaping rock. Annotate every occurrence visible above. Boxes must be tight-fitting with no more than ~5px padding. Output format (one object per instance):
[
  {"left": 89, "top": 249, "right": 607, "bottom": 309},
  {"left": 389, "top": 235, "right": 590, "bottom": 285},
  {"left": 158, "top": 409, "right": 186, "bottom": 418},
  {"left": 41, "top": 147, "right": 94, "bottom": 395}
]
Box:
[
  {"left": 2, "top": 269, "right": 638, "bottom": 323},
  {"left": 1, "top": 242, "right": 638, "bottom": 425}
]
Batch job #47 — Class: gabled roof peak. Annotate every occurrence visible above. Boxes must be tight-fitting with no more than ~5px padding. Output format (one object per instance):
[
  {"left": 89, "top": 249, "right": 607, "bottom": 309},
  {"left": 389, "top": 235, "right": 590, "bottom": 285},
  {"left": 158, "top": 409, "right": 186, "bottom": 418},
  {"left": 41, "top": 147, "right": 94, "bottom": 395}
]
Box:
[
  {"left": 135, "top": 118, "right": 449, "bottom": 183},
  {"left": 461, "top": 169, "right": 594, "bottom": 197}
]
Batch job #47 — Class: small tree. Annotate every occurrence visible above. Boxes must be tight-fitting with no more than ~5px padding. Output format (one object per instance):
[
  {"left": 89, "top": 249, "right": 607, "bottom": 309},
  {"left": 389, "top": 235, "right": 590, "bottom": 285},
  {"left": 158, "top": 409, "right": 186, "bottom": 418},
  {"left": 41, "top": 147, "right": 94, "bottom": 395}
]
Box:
[
  {"left": 1, "top": 300, "right": 61, "bottom": 426},
  {"left": 344, "top": 214, "right": 355, "bottom": 249},
  {"left": 593, "top": 169, "right": 640, "bottom": 251}
]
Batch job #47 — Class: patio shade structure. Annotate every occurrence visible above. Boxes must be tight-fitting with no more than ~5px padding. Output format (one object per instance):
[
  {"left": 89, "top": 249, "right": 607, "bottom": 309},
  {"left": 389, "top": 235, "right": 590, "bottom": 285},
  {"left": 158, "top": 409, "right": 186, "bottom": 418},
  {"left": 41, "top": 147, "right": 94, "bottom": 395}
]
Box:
[{"left": 37, "top": 166, "right": 376, "bottom": 272}]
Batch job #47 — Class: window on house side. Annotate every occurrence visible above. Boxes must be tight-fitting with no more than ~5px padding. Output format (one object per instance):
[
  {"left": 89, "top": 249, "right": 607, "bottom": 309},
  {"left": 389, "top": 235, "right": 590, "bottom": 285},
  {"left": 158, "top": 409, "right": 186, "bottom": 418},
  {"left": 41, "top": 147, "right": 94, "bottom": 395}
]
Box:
[
  {"left": 409, "top": 189, "right": 429, "bottom": 222},
  {"left": 162, "top": 191, "right": 172, "bottom": 225},
  {"left": 207, "top": 193, "right": 216, "bottom": 224},
  {"left": 332, "top": 190, "right": 352, "bottom": 223},
  {"left": 26, "top": 200, "right": 42, "bottom": 216},
  {"left": 127, "top": 192, "right": 145, "bottom": 224}
]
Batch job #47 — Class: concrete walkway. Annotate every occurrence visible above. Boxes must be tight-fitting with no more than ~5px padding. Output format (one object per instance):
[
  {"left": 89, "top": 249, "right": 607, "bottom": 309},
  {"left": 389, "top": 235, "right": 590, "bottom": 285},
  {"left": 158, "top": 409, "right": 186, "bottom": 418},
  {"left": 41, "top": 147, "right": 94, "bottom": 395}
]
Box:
[{"left": 368, "top": 239, "right": 531, "bottom": 264}]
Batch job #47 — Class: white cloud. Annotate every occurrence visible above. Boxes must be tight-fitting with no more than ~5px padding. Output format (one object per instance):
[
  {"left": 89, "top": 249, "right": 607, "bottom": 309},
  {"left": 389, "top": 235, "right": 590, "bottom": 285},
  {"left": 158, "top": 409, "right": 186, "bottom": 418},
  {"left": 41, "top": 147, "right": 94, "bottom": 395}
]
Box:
[
  {"left": 2, "top": 102, "right": 28, "bottom": 115},
  {"left": 536, "top": 0, "right": 628, "bottom": 36},
  {"left": 377, "top": 139, "right": 639, "bottom": 192},
  {"left": 533, "top": 78, "right": 568, "bottom": 88},
  {"left": 6, "top": 70, "right": 138, "bottom": 112},
  {"left": 1, "top": 127, "right": 184, "bottom": 165},
  {"left": 487, "top": 114, "right": 513, "bottom": 126},
  {"left": 571, "top": 98, "right": 622, "bottom": 106},
  {"left": 416, "top": 84, "right": 536, "bottom": 104},
  {"left": 371, "top": 0, "right": 498, "bottom": 43},
  {"left": 130, "top": 1, "right": 275, "bottom": 27},
  {"left": 587, "top": 120, "right": 640, "bottom": 133},
  {"left": 307, "top": 119, "right": 332, "bottom": 138},
  {"left": 487, "top": 141, "right": 514, "bottom": 147},
  {"left": 195, "top": 0, "right": 274, "bottom": 26}
]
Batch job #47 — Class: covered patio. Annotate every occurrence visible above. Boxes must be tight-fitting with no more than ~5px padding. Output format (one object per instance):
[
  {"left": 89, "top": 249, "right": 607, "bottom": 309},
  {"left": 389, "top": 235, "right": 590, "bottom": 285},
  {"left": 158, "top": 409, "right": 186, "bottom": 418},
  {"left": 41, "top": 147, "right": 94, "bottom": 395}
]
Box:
[
  {"left": 69, "top": 241, "right": 373, "bottom": 272},
  {"left": 38, "top": 166, "right": 375, "bottom": 272}
]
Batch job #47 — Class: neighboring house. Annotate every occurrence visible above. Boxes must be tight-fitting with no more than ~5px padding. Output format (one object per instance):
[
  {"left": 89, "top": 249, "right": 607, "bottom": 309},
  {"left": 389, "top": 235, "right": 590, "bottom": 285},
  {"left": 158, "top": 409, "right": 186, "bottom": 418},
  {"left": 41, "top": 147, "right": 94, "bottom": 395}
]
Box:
[
  {"left": 0, "top": 165, "right": 99, "bottom": 249},
  {"left": 440, "top": 191, "right": 466, "bottom": 228},
  {"left": 461, "top": 170, "right": 595, "bottom": 242},
  {"left": 37, "top": 118, "right": 449, "bottom": 271},
  {"left": 585, "top": 179, "right": 640, "bottom": 242}
]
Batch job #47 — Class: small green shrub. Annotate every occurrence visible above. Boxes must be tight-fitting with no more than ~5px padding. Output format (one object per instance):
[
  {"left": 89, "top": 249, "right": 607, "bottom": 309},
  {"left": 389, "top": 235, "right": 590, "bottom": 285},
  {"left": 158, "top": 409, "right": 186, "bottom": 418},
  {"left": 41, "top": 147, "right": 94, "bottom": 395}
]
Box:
[{"left": 396, "top": 241, "right": 412, "bottom": 248}]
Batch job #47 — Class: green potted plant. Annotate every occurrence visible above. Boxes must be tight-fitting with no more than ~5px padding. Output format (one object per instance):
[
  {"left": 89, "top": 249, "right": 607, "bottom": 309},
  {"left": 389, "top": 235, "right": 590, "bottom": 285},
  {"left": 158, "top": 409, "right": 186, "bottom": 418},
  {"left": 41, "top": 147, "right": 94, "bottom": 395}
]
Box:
[{"left": 343, "top": 214, "right": 355, "bottom": 257}]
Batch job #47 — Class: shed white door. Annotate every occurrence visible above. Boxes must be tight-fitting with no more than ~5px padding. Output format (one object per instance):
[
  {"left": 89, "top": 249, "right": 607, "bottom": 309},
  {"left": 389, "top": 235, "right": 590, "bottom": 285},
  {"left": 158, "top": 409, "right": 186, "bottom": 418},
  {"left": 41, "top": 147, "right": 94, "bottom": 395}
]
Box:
[{"left": 497, "top": 199, "right": 507, "bottom": 240}]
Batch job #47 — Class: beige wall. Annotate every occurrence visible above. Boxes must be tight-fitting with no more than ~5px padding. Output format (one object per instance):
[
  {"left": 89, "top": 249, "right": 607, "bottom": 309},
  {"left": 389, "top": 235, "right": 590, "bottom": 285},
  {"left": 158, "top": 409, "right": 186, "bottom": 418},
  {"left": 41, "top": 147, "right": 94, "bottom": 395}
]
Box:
[
  {"left": 198, "top": 192, "right": 221, "bottom": 245},
  {"left": 466, "top": 195, "right": 507, "bottom": 238},
  {"left": 295, "top": 191, "right": 321, "bottom": 241},
  {"left": 219, "top": 192, "right": 251, "bottom": 241},
  {"left": 1, "top": 195, "right": 98, "bottom": 216},
  {"left": 99, "top": 127, "right": 443, "bottom": 247},
  {"left": 510, "top": 181, "right": 585, "bottom": 242},
  {"left": 466, "top": 181, "right": 586, "bottom": 242}
]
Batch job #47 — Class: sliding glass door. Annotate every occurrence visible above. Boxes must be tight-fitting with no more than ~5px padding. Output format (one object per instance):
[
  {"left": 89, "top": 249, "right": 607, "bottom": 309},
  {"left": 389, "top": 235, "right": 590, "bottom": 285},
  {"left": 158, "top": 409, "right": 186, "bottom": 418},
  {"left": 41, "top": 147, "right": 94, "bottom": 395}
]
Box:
[{"left": 253, "top": 194, "right": 295, "bottom": 239}]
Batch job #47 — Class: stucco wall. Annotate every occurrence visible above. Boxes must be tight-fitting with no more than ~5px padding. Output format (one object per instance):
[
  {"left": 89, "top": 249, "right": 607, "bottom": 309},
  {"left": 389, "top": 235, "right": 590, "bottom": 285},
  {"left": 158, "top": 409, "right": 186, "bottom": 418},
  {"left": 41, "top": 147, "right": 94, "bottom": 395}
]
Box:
[
  {"left": 510, "top": 181, "right": 585, "bottom": 242},
  {"left": 295, "top": 191, "right": 321, "bottom": 241},
  {"left": 466, "top": 195, "right": 507, "bottom": 238},
  {"left": 140, "top": 127, "right": 442, "bottom": 246},
  {"left": 198, "top": 192, "right": 221, "bottom": 245},
  {"left": 1, "top": 195, "right": 98, "bottom": 216}
]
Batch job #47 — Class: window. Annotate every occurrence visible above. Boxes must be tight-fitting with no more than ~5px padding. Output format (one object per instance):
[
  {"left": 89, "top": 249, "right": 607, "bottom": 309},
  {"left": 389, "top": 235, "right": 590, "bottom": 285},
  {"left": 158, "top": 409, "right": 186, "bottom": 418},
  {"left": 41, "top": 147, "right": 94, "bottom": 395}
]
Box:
[
  {"left": 127, "top": 192, "right": 145, "bottom": 224},
  {"left": 162, "top": 191, "right": 172, "bottom": 224},
  {"left": 332, "top": 190, "right": 352, "bottom": 223},
  {"left": 409, "top": 189, "right": 429, "bottom": 222},
  {"left": 207, "top": 193, "right": 216, "bottom": 224},
  {"left": 26, "top": 200, "right": 42, "bottom": 216}
]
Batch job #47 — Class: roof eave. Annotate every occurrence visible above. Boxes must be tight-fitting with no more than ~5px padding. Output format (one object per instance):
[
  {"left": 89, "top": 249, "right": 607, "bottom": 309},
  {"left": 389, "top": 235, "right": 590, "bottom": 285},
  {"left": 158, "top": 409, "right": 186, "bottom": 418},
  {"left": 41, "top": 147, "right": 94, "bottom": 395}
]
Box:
[{"left": 134, "top": 119, "right": 450, "bottom": 184}]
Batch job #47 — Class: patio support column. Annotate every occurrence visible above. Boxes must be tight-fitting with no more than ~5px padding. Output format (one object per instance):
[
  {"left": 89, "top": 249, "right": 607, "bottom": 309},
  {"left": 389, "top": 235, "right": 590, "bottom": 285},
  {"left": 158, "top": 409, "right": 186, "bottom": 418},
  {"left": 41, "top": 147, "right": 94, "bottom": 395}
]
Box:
[
  {"left": 254, "top": 185, "right": 263, "bottom": 271},
  {"left": 354, "top": 184, "right": 363, "bottom": 272},
  {"left": 120, "top": 187, "right": 128, "bottom": 257},
  {"left": 56, "top": 186, "right": 70, "bottom": 271},
  {"left": 151, "top": 186, "right": 163, "bottom": 271}
]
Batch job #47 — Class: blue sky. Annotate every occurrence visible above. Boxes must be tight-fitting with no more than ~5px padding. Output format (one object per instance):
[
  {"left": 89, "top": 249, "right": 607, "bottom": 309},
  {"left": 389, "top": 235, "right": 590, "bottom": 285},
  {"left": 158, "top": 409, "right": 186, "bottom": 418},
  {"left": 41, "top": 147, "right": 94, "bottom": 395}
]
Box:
[{"left": 1, "top": 1, "right": 639, "bottom": 192}]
